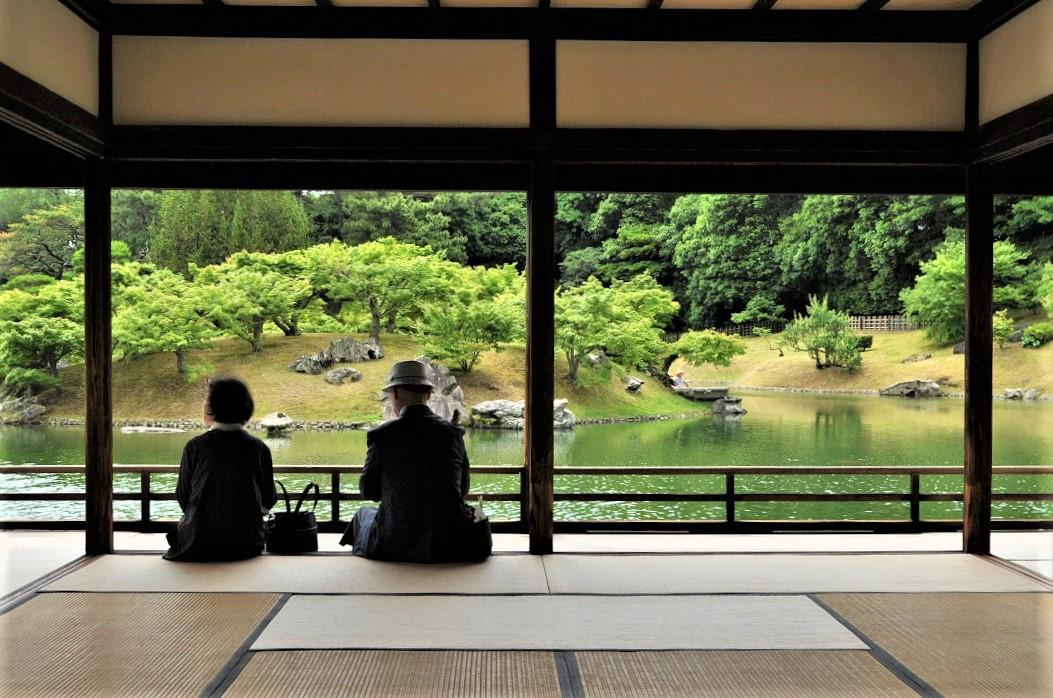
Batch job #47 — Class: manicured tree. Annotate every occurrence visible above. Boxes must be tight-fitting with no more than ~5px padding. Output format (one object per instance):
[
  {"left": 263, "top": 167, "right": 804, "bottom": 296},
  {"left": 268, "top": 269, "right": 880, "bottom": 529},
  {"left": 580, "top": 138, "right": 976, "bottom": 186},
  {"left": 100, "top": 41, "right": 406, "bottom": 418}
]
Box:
[
  {"left": 338, "top": 192, "right": 466, "bottom": 263},
  {"left": 0, "top": 198, "right": 84, "bottom": 280},
  {"left": 900, "top": 240, "right": 1039, "bottom": 344},
  {"left": 326, "top": 238, "right": 455, "bottom": 341},
  {"left": 555, "top": 274, "right": 677, "bottom": 387},
  {"left": 780, "top": 295, "right": 863, "bottom": 370},
  {"left": 190, "top": 252, "right": 311, "bottom": 353},
  {"left": 0, "top": 275, "right": 83, "bottom": 395},
  {"left": 112, "top": 265, "right": 215, "bottom": 373},
  {"left": 992, "top": 310, "right": 1015, "bottom": 350},
  {"left": 729, "top": 294, "right": 786, "bottom": 325},
  {"left": 597, "top": 223, "right": 677, "bottom": 286},
  {"left": 418, "top": 265, "right": 525, "bottom": 372}
]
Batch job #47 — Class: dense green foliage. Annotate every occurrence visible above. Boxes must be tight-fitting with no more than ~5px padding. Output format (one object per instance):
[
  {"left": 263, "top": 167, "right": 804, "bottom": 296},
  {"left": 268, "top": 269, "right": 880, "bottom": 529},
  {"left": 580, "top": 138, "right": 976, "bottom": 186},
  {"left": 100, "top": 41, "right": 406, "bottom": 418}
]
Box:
[
  {"left": 1022, "top": 322, "right": 1053, "bottom": 349},
  {"left": 780, "top": 296, "right": 863, "bottom": 371},
  {"left": 673, "top": 331, "right": 747, "bottom": 369},
  {"left": 992, "top": 310, "right": 1015, "bottom": 350}
]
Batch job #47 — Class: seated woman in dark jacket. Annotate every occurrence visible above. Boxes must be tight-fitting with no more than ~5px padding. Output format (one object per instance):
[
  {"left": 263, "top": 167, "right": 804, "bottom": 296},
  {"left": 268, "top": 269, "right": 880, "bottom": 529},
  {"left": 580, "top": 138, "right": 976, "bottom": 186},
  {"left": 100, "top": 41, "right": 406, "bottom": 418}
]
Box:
[
  {"left": 164, "top": 377, "right": 276, "bottom": 562},
  {"left": 340, "top": 360, "right": 490, "bottom": 563}
]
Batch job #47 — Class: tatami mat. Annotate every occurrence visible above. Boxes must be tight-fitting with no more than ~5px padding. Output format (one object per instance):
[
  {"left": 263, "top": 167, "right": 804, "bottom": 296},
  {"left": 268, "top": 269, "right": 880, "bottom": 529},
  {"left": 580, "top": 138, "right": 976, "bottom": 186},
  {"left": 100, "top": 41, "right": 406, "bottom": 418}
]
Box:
[
  {"left": 43, "top": 553, "right": 548, "bottom": 594},
  {"left": 819, "top": 592, "right": 1053, "bottom": 697},
  {"left": 577, "top": 650, "right": 916, "bottom": 698},
  {"left": 227, "top": 650, "right": 561, "bottom": 698},
  {"left": 0, "top": 592, "right": 278, "bottom": 697},
  {"left": 251, "top": 594, "right": 866, "bottom": 651},
  {"left": 543, "top": 553, "right": 1047, "bottom": 594}
]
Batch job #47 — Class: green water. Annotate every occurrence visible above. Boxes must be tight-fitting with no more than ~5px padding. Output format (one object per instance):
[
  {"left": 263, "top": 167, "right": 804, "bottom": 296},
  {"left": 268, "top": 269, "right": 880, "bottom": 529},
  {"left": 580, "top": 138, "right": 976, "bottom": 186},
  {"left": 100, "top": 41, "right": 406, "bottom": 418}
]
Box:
[{"left": 2, "top": 392, "right": 1051, "bottom": 523}]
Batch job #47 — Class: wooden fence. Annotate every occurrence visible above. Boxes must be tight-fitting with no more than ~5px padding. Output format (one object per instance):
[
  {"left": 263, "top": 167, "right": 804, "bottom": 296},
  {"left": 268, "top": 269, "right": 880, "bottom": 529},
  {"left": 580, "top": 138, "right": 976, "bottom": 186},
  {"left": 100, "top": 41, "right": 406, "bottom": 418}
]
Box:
[
  {"left": 694, "top": 314, "right": 922, "bottom": 338},
  {"left": 1, "top": 464, "right": 1050, "bottom": 534}
]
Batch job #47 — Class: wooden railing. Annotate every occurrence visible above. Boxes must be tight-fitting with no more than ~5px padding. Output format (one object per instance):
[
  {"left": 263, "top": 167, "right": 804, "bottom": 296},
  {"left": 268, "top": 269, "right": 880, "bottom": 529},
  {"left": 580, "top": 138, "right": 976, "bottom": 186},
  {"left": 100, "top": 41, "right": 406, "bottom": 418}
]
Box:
[{"left": 1, "top": 464, "right": 1050, "bottom": 534}]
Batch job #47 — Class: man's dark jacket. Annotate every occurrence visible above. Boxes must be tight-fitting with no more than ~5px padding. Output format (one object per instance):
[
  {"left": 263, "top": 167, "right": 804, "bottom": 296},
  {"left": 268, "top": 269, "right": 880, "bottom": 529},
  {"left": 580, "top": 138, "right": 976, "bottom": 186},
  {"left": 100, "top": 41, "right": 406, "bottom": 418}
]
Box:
[{"left": 357, "top": 403, "right": 474, "bottom": 562}]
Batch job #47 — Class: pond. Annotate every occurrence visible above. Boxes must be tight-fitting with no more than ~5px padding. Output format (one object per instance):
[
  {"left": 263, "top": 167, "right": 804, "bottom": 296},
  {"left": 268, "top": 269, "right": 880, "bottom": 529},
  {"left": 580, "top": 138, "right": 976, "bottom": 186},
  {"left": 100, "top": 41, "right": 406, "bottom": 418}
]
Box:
[{"left": 2, "top": 392, "right": 1051, "bottom": 523}]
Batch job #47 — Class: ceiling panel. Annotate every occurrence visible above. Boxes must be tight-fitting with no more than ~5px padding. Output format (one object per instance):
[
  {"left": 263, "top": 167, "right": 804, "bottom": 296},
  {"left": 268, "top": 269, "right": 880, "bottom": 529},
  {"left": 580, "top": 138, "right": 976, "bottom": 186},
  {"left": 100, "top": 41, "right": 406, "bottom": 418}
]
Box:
[
  {"left": 884, "top": 0, "right": 980, "bottom": 9},
  {"left": 661, "top": 1, "right": 756, "bottom": 8}
]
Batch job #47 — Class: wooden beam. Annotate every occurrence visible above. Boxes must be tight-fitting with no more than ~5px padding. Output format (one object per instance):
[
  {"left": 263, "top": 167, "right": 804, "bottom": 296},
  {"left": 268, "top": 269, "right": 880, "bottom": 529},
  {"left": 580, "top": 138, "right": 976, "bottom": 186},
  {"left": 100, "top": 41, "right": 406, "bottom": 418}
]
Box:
[
  {"left": 648, "top": 0, "right": 664, "bottom": 9},
  {"left": 971, "top": 0, "right": 1041, "bottom": 37},
  {"left": 0, "top": 62, "right": 105, "bottom": 158},
  {"left": 429, "top": 0, "right": 442, "bottom": 8},
  {"left": 55, "top": 0, "right": 108, "bottom": 31},
  {"left": 858, "top": 0, "right": 890, "bottom": 10},
  {"left": 963, "top": 163, "right": 993, "bottom": 556},
  {"left": 316, "top": 0, "right": 334, "bottom": 7},
  {"left": 108, "top": 7, "right": 972, "bottom": 42},
  {"left": 754, "top": 1, "right": 778, "bottom": 9},
  {"left": 526, "top": 32, "right": 556, "bottom": 556},
  {"left": 974, "top": 93, "right": 1053, "bottom": 164},
  {"left": 84, "top": 157, "right": 113, "bottom": 556}
]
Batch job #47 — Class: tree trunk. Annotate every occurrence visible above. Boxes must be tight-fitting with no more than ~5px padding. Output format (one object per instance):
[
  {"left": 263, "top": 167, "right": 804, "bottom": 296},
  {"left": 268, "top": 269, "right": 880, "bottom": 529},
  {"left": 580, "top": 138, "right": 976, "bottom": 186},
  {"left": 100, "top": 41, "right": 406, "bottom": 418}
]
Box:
[
  {"left": 566, "top": 352, "right": 579, "bottom": 382},
  {"left": 175, "top": 348, "right": 187, "bottom": 374},
  {"left": 252, "top": 323, "right": 264, "bottom": 353},
  {"left": 386, "top": 308, "right": 397, "bottom": 333}
]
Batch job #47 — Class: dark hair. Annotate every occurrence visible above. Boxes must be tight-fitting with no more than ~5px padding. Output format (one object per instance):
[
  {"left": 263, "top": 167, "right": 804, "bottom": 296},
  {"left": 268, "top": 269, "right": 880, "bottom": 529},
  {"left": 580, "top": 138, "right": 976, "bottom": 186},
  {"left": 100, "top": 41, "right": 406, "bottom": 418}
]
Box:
[{"left": 206, "top": 377, "right": 254, "bottom": 424}]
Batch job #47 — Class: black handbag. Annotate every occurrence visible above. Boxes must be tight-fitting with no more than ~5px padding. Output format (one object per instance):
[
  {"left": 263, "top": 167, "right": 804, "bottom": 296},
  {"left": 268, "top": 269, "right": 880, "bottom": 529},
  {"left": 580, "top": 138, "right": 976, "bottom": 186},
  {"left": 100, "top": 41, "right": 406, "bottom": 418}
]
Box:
[
  {"left": 455, "top": 501, "right": 492, "bottom": 561},
  {"left": 266, "top": 481, "right": 319, "bottom": 554}
]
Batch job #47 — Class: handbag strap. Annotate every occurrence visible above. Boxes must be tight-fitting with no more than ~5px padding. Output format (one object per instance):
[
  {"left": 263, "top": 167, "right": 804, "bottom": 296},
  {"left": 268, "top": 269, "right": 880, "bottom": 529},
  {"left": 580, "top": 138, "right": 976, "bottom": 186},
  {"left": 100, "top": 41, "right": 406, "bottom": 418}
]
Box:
[
  {"left": 275, "top": 480, "right": 292, "bottom": 514},
  {"left": 293, "top": 482, "right": 320, "bottom": 513}
]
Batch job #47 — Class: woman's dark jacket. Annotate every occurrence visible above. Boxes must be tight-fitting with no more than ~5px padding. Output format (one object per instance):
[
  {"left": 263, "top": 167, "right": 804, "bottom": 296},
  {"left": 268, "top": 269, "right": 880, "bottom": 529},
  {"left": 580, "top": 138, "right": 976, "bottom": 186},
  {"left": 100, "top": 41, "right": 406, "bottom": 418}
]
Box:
[
  {"left": 164, "top": 428, "right": 276, "bottom": 561},
  {"left": 357, "top": 403, "right": 473, "bottom": 562}
]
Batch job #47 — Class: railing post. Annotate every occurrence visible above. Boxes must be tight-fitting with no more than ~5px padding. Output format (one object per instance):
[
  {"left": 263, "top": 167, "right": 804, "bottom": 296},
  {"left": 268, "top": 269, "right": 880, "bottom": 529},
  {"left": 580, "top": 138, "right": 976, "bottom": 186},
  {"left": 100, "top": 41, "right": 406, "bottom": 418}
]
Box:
[
  {"left": 331, "top": 472, "right": 340, "bottom": 523},
  {"left": 140, "top": 471, "right": 151, "bottom": 526},
  {"left": 519, "top": 466, "right": 530, "bottom": 533},
  {"left": 910, "top": 472, "right": 920, "bottom": 527},
  {"left": 725, "top": 473, "right": 736, "bottom": 524}
]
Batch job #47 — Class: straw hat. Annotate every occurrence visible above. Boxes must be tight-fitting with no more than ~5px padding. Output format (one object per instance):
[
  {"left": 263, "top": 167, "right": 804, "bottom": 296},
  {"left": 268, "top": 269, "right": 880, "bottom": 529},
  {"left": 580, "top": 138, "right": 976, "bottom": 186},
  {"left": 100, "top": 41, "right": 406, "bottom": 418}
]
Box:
[{"left": 382, "top": 360, "right": 434, "bottom": 391}]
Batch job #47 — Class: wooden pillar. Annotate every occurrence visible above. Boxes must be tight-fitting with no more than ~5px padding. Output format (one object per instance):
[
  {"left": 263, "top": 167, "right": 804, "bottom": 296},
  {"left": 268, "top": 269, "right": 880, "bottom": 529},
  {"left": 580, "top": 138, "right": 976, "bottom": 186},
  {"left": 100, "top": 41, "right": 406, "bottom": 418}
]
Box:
[
  {"left": 963, "top": 164, "right": 993, "bottom": 555},
  {"left": 84, "top": 157, "right": 113, "bottom": 555},
  {"left": 526, "top": 32, "right": 556, "bottom": 555}
]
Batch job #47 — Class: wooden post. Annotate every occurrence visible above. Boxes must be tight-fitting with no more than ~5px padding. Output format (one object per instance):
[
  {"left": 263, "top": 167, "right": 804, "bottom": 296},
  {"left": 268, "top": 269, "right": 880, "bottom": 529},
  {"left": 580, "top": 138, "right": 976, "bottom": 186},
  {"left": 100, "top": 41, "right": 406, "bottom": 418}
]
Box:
[
  {"left": 84, "top": 157, "right": 113, "bottom": 555},
  {"left": 963, "top": 164, "right": 993, "bottom": 555},
  {"left": 526, "top": 162, "right": 555, "bottom": 554},
  {"left": 525, "top": 32, "right": 556, "bottom": 555}
]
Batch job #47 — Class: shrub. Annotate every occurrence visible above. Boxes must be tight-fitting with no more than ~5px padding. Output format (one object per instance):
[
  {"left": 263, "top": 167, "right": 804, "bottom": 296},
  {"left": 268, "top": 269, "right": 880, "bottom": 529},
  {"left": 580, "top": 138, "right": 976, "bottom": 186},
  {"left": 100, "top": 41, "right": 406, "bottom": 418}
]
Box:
[
  {"left": 1022, "top": 322, "right": 1053, "bottom": 348},
  {"left": 780, "top": 295, "right": 863, "bottom": 371},
  {"left": 992, "top": 310, "right": 1014, "bottom": 349},
  {"left": 855, "top": 335, "right": 873, "bottom": 352}
]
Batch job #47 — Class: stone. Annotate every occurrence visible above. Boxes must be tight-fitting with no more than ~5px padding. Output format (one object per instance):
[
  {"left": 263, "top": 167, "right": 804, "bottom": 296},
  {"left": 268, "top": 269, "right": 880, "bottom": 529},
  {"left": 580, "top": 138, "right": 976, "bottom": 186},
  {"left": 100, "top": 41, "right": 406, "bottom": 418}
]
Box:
[
  {"left": 712, "top": 396, "right": 747, "bottom": 415},
  {"left": 260, "top": 412, "right": 294, "bottom": 433},
  {"left": 1003, "top": 388, "right": 1025, "bottom": 400},
  {"left": 329, "top": 336, "right": 384, "bottom": 363},
  {"left": 625, "top": 376, "right": 644, "bottom": 392},
  {"left": 1024, "top": 389, "right": 1042, "bottom": 401},
  {"left": 290, "top": 337, "right": 384, "bottom": 374},
  {"left": 953, "top": 341, "right": 966, "bottom": 355},
  {"left": 901, "top": 353, "right": 931, "bottom": 363},
  {"left": 0, "top": 395, "right": 47, "bottom": 424},
  {"left": 587, "top": 350, "right": 609, "bottom": 367},
  {"left": 324, "top": 367, "right": 362, "bottom": 385},
  {"left": 880, "top": 380, "right": 941, "bottom": 398},
  {"left": 380, "top": 356, "right": 469, "bottom": 426},
  {"left": 470, "top": 399, "right": 576, "bottom": 430}
]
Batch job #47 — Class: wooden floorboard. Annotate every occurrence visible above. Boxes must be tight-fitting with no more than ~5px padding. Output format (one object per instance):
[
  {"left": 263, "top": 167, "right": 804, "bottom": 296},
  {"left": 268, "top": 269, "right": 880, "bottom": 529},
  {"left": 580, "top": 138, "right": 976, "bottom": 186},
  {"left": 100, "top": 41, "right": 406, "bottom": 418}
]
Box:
[
  {"left": 226, "top": 650, "right": 561, "bottom": 698},
  {"left": 819, "top": 592, "right": 1053, "bottom": 697},
  {"left": 576, "top": 650, "right": 916, "bottom": 698},
  {"left": 0, "top": 592, "right": 279, "bottom": 698}
]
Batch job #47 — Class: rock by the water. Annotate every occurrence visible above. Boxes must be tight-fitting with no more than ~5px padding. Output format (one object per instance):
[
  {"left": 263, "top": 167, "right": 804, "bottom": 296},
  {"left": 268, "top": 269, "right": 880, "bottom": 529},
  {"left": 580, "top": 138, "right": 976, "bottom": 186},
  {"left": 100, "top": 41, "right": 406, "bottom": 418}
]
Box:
[
  {"left": 712, "top": 396, "right": 747, "bottom": 415},
  {"left": 260, "top": 412, "right": 294, "bottom": 432},
  {"left": 0, "top": 395, "right": 47, "bottom": 424},
  {"left": 953, "top": 341, "right": 966, "bottom": 355},
  {"left": 329, "top": 336, "right": 384, "bottom": 363},
  {"left": 290, "top": 337, "right": 384, "bottom": 374},
  {"left": 625, "top": 376, "right": 644, "bottom": 393},
  {"left": 902, "top": 353, "right": 931, "bottom": 363},
  {"left": 381, "top": 356, "right": 469, "bottom": 425},
  {"left": 324, "top": 367, "right": 362, "bottom": 385},
  {"left": 470, "top": 398, "right": 576, "bottom": 430},
  {"left": 880, "top": 380, "right": 941, "bottom": 398},
  {"left": 1003, "top": 388, "right": 1024, "bottom": 400},
  {"left": 1024, "top": 389, "right": 1042, "bottom": 401}
]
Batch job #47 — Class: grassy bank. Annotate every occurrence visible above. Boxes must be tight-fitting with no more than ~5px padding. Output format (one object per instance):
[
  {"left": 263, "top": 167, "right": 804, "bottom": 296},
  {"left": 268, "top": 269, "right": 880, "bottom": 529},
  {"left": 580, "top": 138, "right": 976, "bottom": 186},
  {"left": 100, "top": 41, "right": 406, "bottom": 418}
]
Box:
[
  {"left": 49, "top": 333, "right": 700, "bottom": 422},
  {"left": 671, "top": 329, "right": 1053, "bottom": 396}
]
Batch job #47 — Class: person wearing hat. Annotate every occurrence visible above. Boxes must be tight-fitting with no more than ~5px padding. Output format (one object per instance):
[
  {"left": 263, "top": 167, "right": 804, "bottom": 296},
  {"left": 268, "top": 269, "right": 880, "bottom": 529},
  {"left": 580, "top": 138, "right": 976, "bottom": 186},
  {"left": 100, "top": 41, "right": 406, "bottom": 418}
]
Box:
[
  {"left": 340, "top": 360, "right": 490, "bottom": 562},
  {"left": 672, "top": 370, "right": 688, "bottom": 388}
]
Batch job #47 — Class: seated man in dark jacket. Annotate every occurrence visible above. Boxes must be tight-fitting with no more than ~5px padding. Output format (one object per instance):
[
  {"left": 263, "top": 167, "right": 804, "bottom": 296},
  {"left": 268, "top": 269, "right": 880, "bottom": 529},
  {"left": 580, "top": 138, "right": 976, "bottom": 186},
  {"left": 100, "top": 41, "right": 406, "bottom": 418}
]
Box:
[
  {"left": 164, "top": 377, "right": 276, "bottom": 562},
  {"left": 340, "top": 360, "right": 490, "bottom": 562}
]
